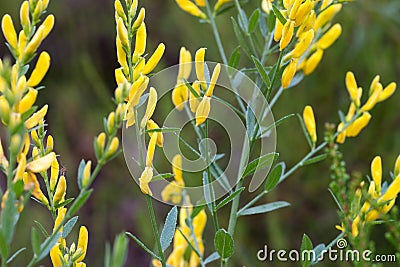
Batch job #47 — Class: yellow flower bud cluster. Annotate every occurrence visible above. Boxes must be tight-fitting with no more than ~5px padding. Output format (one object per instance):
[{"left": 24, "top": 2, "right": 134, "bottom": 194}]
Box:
[
  {"left": 279, "top": 0, "right": 343, "bottom": 88},
  {"left": 350, "top": 156, "right": 400, "bottom": 237},
  {"left": 336, "top": 72, "right": 396, "bottom": 144},
  {"left": 172, "top": 47, "right": 221, "bottom": 126},
  {"left": 50, "top": 213, "right": 89, "bottom": 267},
  {"left": 161, "top": 154, "right": 185, "bottom": 204},
  {"left": 175, "top": 0, "right": 207, "bottom": 19},
  {"left": 154, "top": 197, "right": 207, "bottom": 267}
]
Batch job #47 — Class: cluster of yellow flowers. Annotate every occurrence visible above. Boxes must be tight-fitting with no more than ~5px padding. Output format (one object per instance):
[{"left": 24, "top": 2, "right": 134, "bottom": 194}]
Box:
[
  {"left": 153, "top": 198, "right": 207, "bottom": 267},
  {"left": 161, "top": 154, "right": 185, "bottom": 204},
  {"left": 175, "top": 0, "right": 234, "bottom": 19},
  {"left": 336, "top": 71, "right": 396, "bottom": 144},
  {"left": 50, "top": 210, "right": 89, "bottom": 267},
  {"left": 336, "top": 156, "right": 400, "bottom": 237},
  {"left": 275, "top": 0, "right": 342, "bottom": 88},
  {"left": 171, "top": 47, "right": 221, "bottom": 126}
]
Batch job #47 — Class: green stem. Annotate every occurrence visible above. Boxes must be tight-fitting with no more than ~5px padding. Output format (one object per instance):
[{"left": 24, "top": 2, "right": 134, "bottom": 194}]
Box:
[
  {"left": 146, "top": 194, "right": 166, "bottom": 267},
  {"left": 205, "top": 1, "right": 227, "bottom": 65}
]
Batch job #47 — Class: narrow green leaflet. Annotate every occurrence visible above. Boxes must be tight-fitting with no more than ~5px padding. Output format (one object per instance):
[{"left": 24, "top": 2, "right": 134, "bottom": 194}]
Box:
[
  {"left": 126, "top": 232, "right": 160, "bottom": 260},
  {"left": 34, "top": 220, "right": 49, "bottom": 238},
  {"left": 231, "top": 17, "right": 251, "bottom": 59},
  {"left": 183, "top": 78, "right": 201, "bottom": 99},
  {"left": 228, "top": 46, "right": 241, "bottom": 71},
  {"left": 112, "top": 233, "right": 129, "bottom": 267},
  {"left": 265, "top": 163, "right": 284, "bottom": 192},
  {"left": 267, "top": 9, "right": 276, "bottom": 33},
  {"left": 301, "top": 234, "right": 314, "bottom": 267},
  {"left": 146, "top": 127, "right": 181, "bottom": 133},
  {"left": 297, "top": 114, "right": 313, "bottom": 149},
  {"left": 6, "top": 248, "right": 26, "bottom": 264},
  {"left": 272, "top": 4, "right": 287, "bottom": 25},
  {"left": 151, "top": 173, "right": 175, "bottom": 182},
  {"left": 62, "top": 216, "right": 78, "bottom": 238},
  {"left": 215, "top": 187, "right": 245, "bottom": 211},
  {"left": 214, "top": 229, "right": 234, "bottom": 259},
  {"left": 204, "top": 252, "right": 220, "bottom": 265},
  {"left": 31, "top": 228, "right": 41, "bottom": 257},
  {"left": 191, "top": 203, "right": 206, "bottom": 219},
  {"left": 67, "top": 189, "right": 93, "bottom": 217},
  {"left": 302, "top": 154, "right": 327, "bottom": 166},
  {"left": 260, "top": 114, "right": 296, "bottom": 138},
  {"left": 54, "top": 198, "right": 74, "bottom": 210},
  {"left": 36, "top": 232, "right": 62, "bottom": 262},
  {"left": 241, "top": 152, "right": 279, "bottom": 178},
  {"left": 246, "top": 106, "right": 256, "bottom": 140},
  {"left": 0, "top": 231, "right": 9, "bottom": 260},
  {"left": 77, "top": 159, "right": 86, "bottom": 190},
  {"left": 248, "top": 9, "right": 260, "bottom": 34},
  {"left": 252, "top": 55, "right": 271, "bottom": 89},
  {"left": 238, "top": 201, "right": 290, "bottom": 216},
  {"left": 203, "top": 172, "right": 215, "bottom": 213},
  {"left": 160, "top": 206, "right": 178, "bottom": 252},
  {"left": 1, "top": 190, "right": 19, "bottom": 244}
]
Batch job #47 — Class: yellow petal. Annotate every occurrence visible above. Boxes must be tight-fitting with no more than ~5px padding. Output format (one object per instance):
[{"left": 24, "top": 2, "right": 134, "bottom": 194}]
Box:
[
  {"left": 117, "top": 17, "right": 129, "bottom": 48},
  {"left": 361, "top": 82, "right": 382, "bottom": 111},
  {"left": 132, "top": 8, "right": 145, "bottom": 30},
  {"left": 315, "top": 4, "right": 341, "bottom": 30},
  {"left": 351, "top": 215, "right": 361, "bottom": 237},
  {"left": 25, "top": 104, "right": 48, "bottom": 129},
  {"left": 76, "top": 226, "right": 89, "bottom": 262},
  {"left": 195, "top": 96, "right": 211, "bottom": 126},
  {"left": 27, "top": 51, "right": 51, "bottom": 87},
  {"left": 105, "top": 137, "right": 119, "bottom": 158},
  {"left": 82, "top": 161, "right": 92, "bottom": 188},
  {"left": 316, "top": 23, "right": 342, "bottom": 50},
  {"left": 345, "top": 71, "right": 359, "bottom": 105},
  {"left": 176, "top": 0, "right": 207, "bottom": 19},
  {"left": 19, "top": 88, "right": 38, "bottom": 114},
  {"left": 50, "top": 158, "right": 59, "bottom": 191},
  {"left": 140, "top": 87, "right": 157, "bottom": 129},
  {"left": 274, "top": 18, "right": 283, "bottom": 42},
  {"left": 146, "top": 132, "right": 158, "bottom": 167},
  {"left": 146, "top": 119, "right": 163, "bottom": 147},
  {"left": 1, "top": 14, "right": 18, "bottom": 49},
  {"left": 205, "top": 63, "right": 221, "bottom": 97},
  {"left": 172, "top": 83, "right": 188, "bottom": 111},
  {"left": 172, "top": 154, "right": 183, "bottom": 184},
  {"left": 379, "top": 176, "right": 400, "bottom": 202},
  {"left": 139, "top": 166, "right": 153, "bottom": 195},
  {"left": 189, "top": 81, "right": 201, "bottom": 112},
  {"left": 50, "top": 244, "right": 63, "bottom": 267},
  {"left": 303, "top": 105, "right": 317, "bottom": 143},
  {"left": 345, "top": 112, "right": 371, "bottom": 137},
  {"left": 195, "top": 48, "right": 206, "bottom": 83},
  {"left": 26, "top": 152, "right": 56, "bottom": 173},
  {"left": 24, "top": 15, "right": 55, "bottom": 56},
  {"left": 116, "top": 37, "right": 128, "bottom": 70},
  {"left": 142, "top": 43, "right": 165, "bottom": 75},
  {"left": 292, "top": 29, "right": 314, "bottom": 58},
  {"left": 134, "top": 22, "right": 146, "bottom": 57},
  {"left": 282, "top": 59, "right": 297, "bottom": 89},
  {"left": 280, "top": 21, "right": 295, "bottom": 50},
  {"left": 378, "top": 82, "right": 396, "bottom": 102},
  {"left": 371, "top": 156, "right": 382, "bottom": 194},
  {"left": 53, "top": 175, "right": 66, "bottom": 204},
  {"left": 394, "top": 155, "right": 400, "bottom": 177},
  {"left": 303, "top": 48, "right": 323, "bottom": 75},
  {"left": 161, "top": 181, "right": 183, "bottom": 204}
]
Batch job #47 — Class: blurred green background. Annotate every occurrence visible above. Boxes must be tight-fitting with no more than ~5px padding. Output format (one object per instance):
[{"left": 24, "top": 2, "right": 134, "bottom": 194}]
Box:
[{"left": 0, "top": 0, "right": 399, "bottom": 266}]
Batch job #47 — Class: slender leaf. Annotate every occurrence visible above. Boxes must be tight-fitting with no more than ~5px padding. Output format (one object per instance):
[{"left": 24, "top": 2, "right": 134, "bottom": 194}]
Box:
[
  {"left": 104, "top": 242, "right": 111, "bottom": 267},
  {"left": 176, "top": 228, "right": 201, "bottom": 258},
  {"left": 146, "top": 127, "right": 181, "bottom": 133},
  {"left": 267, "top": 11, "right": 276, "bottom": 35},
  {"left": 272, "top": 4, "right": 287, "bottom": 25},
  {"left": 248, "top": 9, "right": 260, "bottom": 33},
  {"left": 238, "top": 201, "right": 290, "bottom": 216},
  {"left": 301, "top": 234, "right": 314, "bottom": 267},
  {"left": 259, "top": 12, "right": 268, "bottom": 36},
  {"left": 265, "top": 163, "right": 284, "bottom": 192},
  {"left": 228, "top": 46, "right": 241, "bottom": 70},
  {"left": 202, "top": 172, "right": 214, "bottom": 213},
  {"left": 1, "top": 190, "right": 19, "bottom": 244},
  {"left": 236, "top": 5, "right": 249, "bottom": 32},
  {"left": 191, "top": 203, "right": 206, "bottom": 219},
  {"left": 231, "top": 18, "right": 251, "bottom": 59},
  {"left": 6, "top": 248, "right": 26, "bottom": 264},
  {"left": 54, "top": 198, "right": 74, "bottom": 210},
  {"left": 204, "top": 252, "right": 220, "bottom": 264},
  {"left": 302, "top": 154, "right": 327, "bottom": 166},
  {"left": 312, "top": 243, "right": 326, "bottom": 265},
  {"left": 215, "top": 187, "right": 245, "bottom": 211},
  {"left": 37, "top": 232, "right": 61, "bottom": 261},
  {"left": 62, "top": 216, "right": 78, "bottom": 238},
  {"left": 151, "top": 173, "right": 175, "bottom": 182},
  {"left": 297, "top": 114, "right": 313, "bottom": 149},
  {"left": 0, "top": 231, "right": 9, "bottom": 259},
  {"left": 34, "top": 220, "right": 49, "bottom": 238},
  {"left": 67, "top": 189, "right": 93, "bottom": 217},
  {"left": 214, "top": 229, "right": 234, "bottom": 259},
  {"left": 77, "top": 159, "right": 86, "bottom": 190},
  {"left": 183, "top": 78, "right": 201, "bottom": 99},
  {"left": 112, "top": 233, "right": 129, "bottom": 267},
  {"left": 126, "top": 232, "right": 160, "bottom": 260},
  {"left": 242, "top": 152, "right": 279, "bottom": 178},
  {"left": 160, "top": 206, "right": 178, "bottom": 252},
  {"left": 246, "top": 106, "right": 256, "bottom": 140},
  {"left": 31, "top": 228, "right": 41, "bottom": 257}
]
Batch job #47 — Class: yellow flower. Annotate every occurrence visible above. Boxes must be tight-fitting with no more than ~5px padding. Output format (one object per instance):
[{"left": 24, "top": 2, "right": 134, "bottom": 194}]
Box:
[
  {"left": 303, "top": 105, "right": 317, "bottom": 144},
  {"left": 371, "top": 156, "right": 382, "bottom": 194},
  {"left": 76, "top": 226, "right": 89, "bottom": 263},
  {"left": 195, "top": 96, "right": 210, "bottom": 126},
  {"left": 195, "top": 48, "right": 206, "bottom": 85},
  {"left": 282, "top": 58, "right": 298, "bottom": 89},
  {"left": 116, "top": 17, "right": 129, "bottom": 49},
  {"left": 394, "top": 155, "right": 400, "bottom": 177},
  {"left": 142, "top": 43, "right": 165, "bottom": 75},
  {"left": 176, "top": 0, "right": 207, "bottom": 19},
  {"left": 24, "top": 15, "right": 55, "bottom": 56},
  {"left": 291, "top": 29, "right": 314, "bottom": 58},
  {"left": 280, "top": 21, "right": 295, "bottom": 50},
  {"left": 205, "top": 63, "right": 221, "bottom": 97},
  {"left": 172, "top": 47, "right": 192, "bottom": 110},
  {"left": 146, "top": 119, "right": 163, "bottom": 147},
  {"left": 189, "top": 81, "right": 201, "bottom": 112},
  {"left": 302, "top": 48, "right": 323, "bottom": 75},
  {"left": 20, "top": 1, "right": 31, "bottom": 29},
  {"left": 345, "top": 71, "right": 360, "bottom": 106},
  {"left": 82, "top": 161, "right": 92, "bottom": 188},
  {"left": 53, "top": 175, "right": 67, "bottom": 204},
  {"left": 140, "top": 87, "right": 157, "bottom": 129},
  {"left": 116, "top": 37, "right": 128, "bottom": 70},
  {"left": 172, "top": 83, "right": 189, "bottom": 111},
  {"left": 23, "top": 172, "right": 48, "bottom": 205},
  {"left": 1, "top": 14, "right": 18, "bottom": 50},
  {"left": 316, "top": 23, "right": 342, "bottom": 50},
  {"left": 345, "top": 112, "right": 371, "bottom": 137},
  {"left": 134, "top": 23, "right": 147, "bottom": 57},
  {"left": 378, "top": 82, "right": 396, "bottom": 102},
  {"left": 27, "top": 51, "right": 51, "bottom": 87},
  {"left": 161, "top": 181, "right": 183, "bottom": 204},
  {"left": 146, "top": 131, "right": 158, "bottom": 167},
  {"left": 50, "top": 244, "right": 63, "bottom": 267},
  {"left": 105, "top": 137, "right": 119, "bottom": 159},
  {"left": 139, "top": 166, "right": 153, "bottom": 195},
  {"left": 315, "top": 3, "right": 342, "bottom": 30},
  {"left": 25, "top": 105, "right": 48, "bottom": 129},
  {"left": 26, "top": 151, "right": 56, "bottom": 173}
]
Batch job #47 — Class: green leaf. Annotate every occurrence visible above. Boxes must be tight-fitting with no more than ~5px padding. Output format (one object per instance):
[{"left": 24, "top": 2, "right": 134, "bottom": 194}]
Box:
[
  {"left": 31, "top": 228, "right": 41, "bottom": 257},
  {"left": 37, "top": 232, "right": 62, "bottom": 261},
  {"left": 160, "top": 206, "right": 178, "bottom": 252},
  {"left": 62, "top": 216, "right": 78, "bottom": 238},
  {"left": 246, "top": 106, "right": 256, "bottom": 140},
  {"left": 228, "top": 46, "right": 241, "bottom": 70},
  {"left": 248, "top": 9, "right": 260, "bottom": 33},
  {"left": 104, "top": 242, "right": 111, "bottom": 267},
  {"left": 302, "top": 154, "right": 327, "bottom": 166},
  {"left": 312, "top": 243, "right": 326, "bottom": 265},
  {"left": 0, "top": 231, "right": 9, "bottom": 260},
  {"left": 267, "top": 9, "right": 276, "bottom": 33},
  {"left": 112, "top": 233, "right": 129, "bottom": 267},
  {"left": 214, "top": 229, "right": 234, "bottom": 259},
  {"left": 6, "top": 248, "right": 26, "bottom": 264},
  {"left": 67, "top": 189, "right": 93, "bottom": 217},
  {"left": 34, "top": 220, "right": 49, "bottom": 238},
  {"left": 238, "top": 201, "right": 290, "bottom": 216},
  {"left": 146, "top": 127, "right": 181, "bottom": 133},
  {"left": 265, "top": 163, "right": 284, "bottom": 192},
  {"left": 151, "top": 173, "right": 175, "bottom": 182},
  {"left": 12, "top": 179, "right": 25, "bottom": 198},
  {"left": 1, "top": 190, "right": 20, "bottom": 244},
  {"left": 191, "top": 202, "right": 206, "bottom": 219},
  {"left": 126, "top": 232, "right": 160, "bottom": 260},
  {"left": 204, "top": 252, "right": 220, "bottom": 265},
  {"left": 54, "top": 198, "right": 74, "bottom": 210},
  {"left": 252, "top": 55, "right": 271, "bottom": 94},
  {"left": 301, "top": 234, "right": 314, "bottom": 267},
  {"left": 272, "top": 4, "right": 287, "bottom": 25},
  {"left": 259, "top": 12, "right": 268, "bottom": 36},
  {"left": 77, "top": 159, "right": 86, "bottom": 190},
  {"left": 203, "top": 172, "right": 215, "bottom": 213},
  {"left": 183, "top": 78, "right": 201, "bottom": 99},
  {"left": 241, "top": 152, "right": 279, "bottom": 178},
  {"left": 231, "top": 18, "right": 251, "bottom": 59},
  {"left": 236, "top": 4, "right": 249, "bottom": 32},
  {"left": 215, "top": 187, "right": 245, "bottom": 211}
]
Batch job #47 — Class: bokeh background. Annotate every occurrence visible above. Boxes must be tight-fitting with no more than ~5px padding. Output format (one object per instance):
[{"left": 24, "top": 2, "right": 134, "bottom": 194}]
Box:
[{"left": 0, "top": 0, "right": 399, "bottom": 266}]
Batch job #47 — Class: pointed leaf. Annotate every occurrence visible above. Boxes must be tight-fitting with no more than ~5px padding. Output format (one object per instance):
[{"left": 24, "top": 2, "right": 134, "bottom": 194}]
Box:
[
  {"left": 302, "top": 154, "right": 327, "bottom": 166},
  {"left": 37, "top": 232, "right": 61, "bottom": 261},
  {"left": 252, "top": 56, "right": 271, "bottom": 89},
  {"left": 248, "top": 9, "right": 260, "bottom": 33},
  {"left": 34, "top": 220, "right": 49, "bottom": 238},
  {"left": 6, "top": 248, "right": 26, "bottom": 264},
  {"left": 204, "top": 252, "right": 220, "bottom": 264},
  {"left": 214, "top": 229, "right": 234, "bottom": 259},
  {"left": 228, "top": 46, "right": 241, "bottom": 71},
  {"left": 272, "top": 4, "right": 287, "bottom": 25},
  {"left": 238, "top": 201, "right": 290, "bottom": 216},
  {"left": 126, "top": 232, "right": 160, "bottom": 260},
  {"left": 77, "top": 159, "right": 86, "bottom": 190},
  {"left": 31, "top": 228, "right": 41, "bottom": 256},
  {"left": 111, "top": 233, "right": 129, "bottom": 267},
  {"left": 67, "top": 189, "right": 93, "bottom": 217},
  {"left": 62, "top": 216, "right": 78, "bottom": 238},
  {"left": 160, "top": 206, "right": 178, "bottom": 252},
  {"left": 215, "top": 187, "right": 245, "bottom": 211},
  {"left": 183, "top": 78, "right": 201, "bottom": 99},
  {"left": 0, "top": 231, "right": 9, "bottom": 259},
  {"left": 265, "top": 163, "right": 284, "bottom": 192},
  {"left": 242, "top": 152, "right": 279, "bottom": 178},
  {"left": 301, "top": 234, "right": 314, "bottom": 267},
  {"left": 146, "top": 127, "right": 180, "bottom": 133}
]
